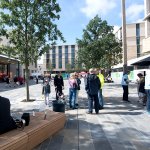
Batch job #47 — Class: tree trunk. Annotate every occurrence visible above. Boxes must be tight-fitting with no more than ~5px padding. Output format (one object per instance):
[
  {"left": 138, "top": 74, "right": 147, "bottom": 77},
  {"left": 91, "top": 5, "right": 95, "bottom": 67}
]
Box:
[{"left": 25, "top": 63, "right": 30, "bottom": 101}]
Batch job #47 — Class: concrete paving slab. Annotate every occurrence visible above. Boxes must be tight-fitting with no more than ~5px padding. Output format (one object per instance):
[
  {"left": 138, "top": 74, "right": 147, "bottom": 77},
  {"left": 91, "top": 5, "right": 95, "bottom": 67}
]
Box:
[{"left": 1, "top": 79, "right": 150, "bottom": 150}]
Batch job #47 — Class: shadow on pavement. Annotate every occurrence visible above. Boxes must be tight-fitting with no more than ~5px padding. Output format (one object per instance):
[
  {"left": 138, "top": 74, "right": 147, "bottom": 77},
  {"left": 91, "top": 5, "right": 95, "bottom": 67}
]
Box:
[{"left": 77, "top": 96, "right": 145, "bottom": 116}]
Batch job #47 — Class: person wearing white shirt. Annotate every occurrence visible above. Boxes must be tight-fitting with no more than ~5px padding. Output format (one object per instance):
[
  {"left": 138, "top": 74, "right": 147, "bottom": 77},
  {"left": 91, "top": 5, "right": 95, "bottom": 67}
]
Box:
[{"left": 121, "top": 71, "right": 130, "bottom": 102}]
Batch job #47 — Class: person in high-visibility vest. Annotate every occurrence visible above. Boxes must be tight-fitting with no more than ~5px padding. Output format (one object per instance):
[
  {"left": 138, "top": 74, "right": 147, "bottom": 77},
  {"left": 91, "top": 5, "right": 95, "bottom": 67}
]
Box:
[{"left": 97, "top": 69, "right": 105, "bottom": 109}]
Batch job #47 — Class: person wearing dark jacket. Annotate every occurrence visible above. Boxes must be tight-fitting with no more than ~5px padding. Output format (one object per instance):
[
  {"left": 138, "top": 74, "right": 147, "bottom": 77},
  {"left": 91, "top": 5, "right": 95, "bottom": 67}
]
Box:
[
  {"left": 0, "top": 96, "right": 17, "bottom": 134},
  {"left": 42, "top": 80, "right": 51, "bottom": 105},
  {"left": 85, "top": 68, "right": 101, "bottom": 114},
  {"left": 54, "top": 72, "right": 64, "bottom": 100},
  {"left": 75, "top": 73, "right": 81, "bottom": 106},
  {"left": 137, "top": 73, "right": 147, "bottom": 106}
]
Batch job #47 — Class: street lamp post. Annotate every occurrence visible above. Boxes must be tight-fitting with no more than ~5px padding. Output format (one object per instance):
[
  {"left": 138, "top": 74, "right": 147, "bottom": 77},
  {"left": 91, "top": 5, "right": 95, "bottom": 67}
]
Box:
[{"left": 121, "top": 0, "right": 128, "bottom": 73}]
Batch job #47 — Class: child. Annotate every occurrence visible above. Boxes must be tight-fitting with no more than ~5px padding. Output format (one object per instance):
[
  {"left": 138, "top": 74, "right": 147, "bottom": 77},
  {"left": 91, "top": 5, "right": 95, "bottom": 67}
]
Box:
[{"left": 42, "top": 80, "right": 51, "bottom": 105}]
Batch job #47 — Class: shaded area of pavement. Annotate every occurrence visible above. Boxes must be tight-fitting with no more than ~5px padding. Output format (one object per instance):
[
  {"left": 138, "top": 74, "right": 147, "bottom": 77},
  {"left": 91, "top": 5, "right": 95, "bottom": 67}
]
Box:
[{"left": 35, "top": 94, "right": 150, "bottom": 150}]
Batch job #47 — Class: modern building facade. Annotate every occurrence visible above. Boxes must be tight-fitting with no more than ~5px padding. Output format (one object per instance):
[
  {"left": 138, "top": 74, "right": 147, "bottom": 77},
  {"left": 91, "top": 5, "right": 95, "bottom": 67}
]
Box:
[
  {"left": 143, "top": 0, "right": 150, "bottom": 54},
  {"left": 43, "top": 44, "right": 78, "bottom": 73},
  {"left": 112, "top": 0, "right": 150, "bottom": 82},
  {"left": 115, "top": 22, "right": 145, "bottom": 60}
]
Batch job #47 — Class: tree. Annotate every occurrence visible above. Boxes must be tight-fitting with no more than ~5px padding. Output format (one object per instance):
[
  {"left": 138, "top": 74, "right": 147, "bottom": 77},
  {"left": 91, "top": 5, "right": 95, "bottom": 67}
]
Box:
[
  {"left": 76, "top": 15, "right": 122, "bottom": 69},
  {"left": 46, "top": 60, "right": 54, "bottom": 74},
  {"left": 0, "top": 0, "right": 65, "bottom": 101},
  {"left": 65, "top": 63, "right": 72, "bottom": 73}
]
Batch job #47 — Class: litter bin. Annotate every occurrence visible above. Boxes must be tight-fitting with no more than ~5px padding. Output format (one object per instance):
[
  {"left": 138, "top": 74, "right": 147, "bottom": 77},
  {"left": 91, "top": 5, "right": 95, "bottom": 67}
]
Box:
[{"left": 52, "top": 100, "right": 65, "bottom": 113}]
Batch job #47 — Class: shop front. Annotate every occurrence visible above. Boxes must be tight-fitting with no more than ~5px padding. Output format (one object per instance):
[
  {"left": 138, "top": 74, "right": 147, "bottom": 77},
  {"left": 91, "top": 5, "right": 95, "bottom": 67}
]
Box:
[{"left": 0, "top": 55, "right": 19, "bottom": 82}]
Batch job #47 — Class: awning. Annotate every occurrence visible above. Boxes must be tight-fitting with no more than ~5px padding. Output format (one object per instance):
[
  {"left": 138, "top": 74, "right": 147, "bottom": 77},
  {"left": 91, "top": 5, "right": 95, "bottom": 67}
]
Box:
[
  {"left": 0, "top": 54, "right": 19, "bottom": 64},
  {"left": 112, "top": 54, "right": 150, "bottom": 69},
  {"left": 131, "top": 56, "right": 150, "bottom": 66}
]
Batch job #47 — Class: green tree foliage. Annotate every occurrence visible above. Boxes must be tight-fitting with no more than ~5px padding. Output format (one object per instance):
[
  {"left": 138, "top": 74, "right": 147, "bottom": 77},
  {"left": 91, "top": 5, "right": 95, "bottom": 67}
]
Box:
[
  {"left": 0, "top": 0, "right": 65, "bottom": 101},
  {"left": 76, "top": 15, "right": 122, "bottom": 69}
]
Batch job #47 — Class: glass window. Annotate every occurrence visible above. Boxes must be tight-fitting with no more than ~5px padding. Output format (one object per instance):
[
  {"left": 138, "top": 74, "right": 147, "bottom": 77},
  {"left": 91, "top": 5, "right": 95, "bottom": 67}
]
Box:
[
  {"left": 137, "top": 45, "right": 140, "bottom": 57},
  {"left": 46, "top": 59, "right": 49, "bottom": 64},
  {"left": 52, "top": 47, "right": 56, "bottom": 69},
  {"left": 136, "top": 24, "right": 140, "bottom": 37},
  {"left": 136, "top": 37, "right": 140, "bottom": 45},
  {"left": 71, "top": 58, "right": 75, "bottom": 68},
  {"left": 65, "top": 46, "right": 68, "bottom": 65},
  {"left": 58, "top": 46, "right": 62, "bottom": 69},
  {"left": 71, "top": 45, "right": 75, "bottom": 68}
]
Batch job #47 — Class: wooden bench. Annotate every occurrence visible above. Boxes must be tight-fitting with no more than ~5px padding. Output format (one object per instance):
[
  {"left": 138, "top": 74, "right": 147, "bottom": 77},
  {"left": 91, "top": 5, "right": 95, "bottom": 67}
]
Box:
[{"left": 0, "top": 110, "right": 66, "bottom": 150}]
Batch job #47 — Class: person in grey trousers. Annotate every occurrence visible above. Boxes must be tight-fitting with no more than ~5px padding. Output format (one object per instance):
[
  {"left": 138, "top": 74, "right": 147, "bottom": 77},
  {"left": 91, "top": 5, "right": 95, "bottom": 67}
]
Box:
[{"left": 85, "top": 68, "right": 101, "bottom": 114}]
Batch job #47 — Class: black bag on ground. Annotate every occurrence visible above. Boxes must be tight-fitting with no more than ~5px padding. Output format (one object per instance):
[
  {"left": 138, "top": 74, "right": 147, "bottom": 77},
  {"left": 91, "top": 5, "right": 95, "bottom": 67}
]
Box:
[
  {"left": 52, "top": 100, "right": 65, "bottom": 113},
  {"left": 21, "top": 113, "right": 30, "bottom": 126}
]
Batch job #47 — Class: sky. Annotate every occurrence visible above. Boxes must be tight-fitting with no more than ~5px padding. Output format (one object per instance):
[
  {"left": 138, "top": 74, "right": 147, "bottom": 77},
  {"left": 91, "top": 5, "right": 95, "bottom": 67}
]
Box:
[{"left": 56, "top": 0, "right": 144, "bottom": 45}]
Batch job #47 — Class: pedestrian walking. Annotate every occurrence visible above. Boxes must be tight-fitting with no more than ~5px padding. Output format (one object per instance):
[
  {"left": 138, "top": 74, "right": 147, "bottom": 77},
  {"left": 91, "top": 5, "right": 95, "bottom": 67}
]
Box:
[
  {"left": 145, "top": 70, "right": 150, "bottom": 114},
  {"left": 42, "top": 80, "right": 51, "bottom": 105},
  {"left": 68, "top": 73, "right": 78, "bottom": 109},
  {"left": 85, "top": 68, "right": 101, "bottom": 114},
  {"left": 121, "top": 71, "right": 130, "bottom": 102},
  {"left": 75, "top": 73, "right": 81, "bottom": 106},
  {"left": 54, "top": 72, "right": 64, "bottom": 100},
  {"left": 97, "top": 69, "right": 105, "bottom": 109}
]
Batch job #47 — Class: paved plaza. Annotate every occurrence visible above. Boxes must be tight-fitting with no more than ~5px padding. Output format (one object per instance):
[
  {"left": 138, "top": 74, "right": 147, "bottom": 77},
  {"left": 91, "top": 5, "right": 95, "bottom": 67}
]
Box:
[{"left": 0, "top": 79, "right": 150, "bottom": 150}]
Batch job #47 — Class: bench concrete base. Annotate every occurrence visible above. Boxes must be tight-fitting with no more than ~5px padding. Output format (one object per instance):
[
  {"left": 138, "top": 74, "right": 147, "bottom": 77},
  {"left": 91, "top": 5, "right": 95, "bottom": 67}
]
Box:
[{"left": 0, "top": 110, "right": 66, "bottom": 150}]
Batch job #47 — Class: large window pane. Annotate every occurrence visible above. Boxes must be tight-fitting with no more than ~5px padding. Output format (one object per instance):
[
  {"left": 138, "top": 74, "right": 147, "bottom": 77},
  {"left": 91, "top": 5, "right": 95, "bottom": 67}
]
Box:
[
  {"left": 136, "top": 24, "right": 140, "bottom": 37},
  {"left": 59, "top": 46, "right": 62, "bottom": 68}
]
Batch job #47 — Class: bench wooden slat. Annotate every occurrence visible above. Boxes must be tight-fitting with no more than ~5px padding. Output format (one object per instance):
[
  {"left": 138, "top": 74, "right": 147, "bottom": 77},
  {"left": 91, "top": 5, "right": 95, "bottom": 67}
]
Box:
[
  {"left": 0, "top": 110, "right": 66, "bottom": 150},
  {"left": 0, "top": 130, "right": 28, "bottom": 150}
]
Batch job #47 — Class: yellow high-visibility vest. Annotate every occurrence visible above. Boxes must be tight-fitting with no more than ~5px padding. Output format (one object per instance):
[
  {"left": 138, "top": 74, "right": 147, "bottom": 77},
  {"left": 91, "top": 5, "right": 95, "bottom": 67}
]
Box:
[{"left": 97, "top": 73, "right": 104, "bottom": 89}]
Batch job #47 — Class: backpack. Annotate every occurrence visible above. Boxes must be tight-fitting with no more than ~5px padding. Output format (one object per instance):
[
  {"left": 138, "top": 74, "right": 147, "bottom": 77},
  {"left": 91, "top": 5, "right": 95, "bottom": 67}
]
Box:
[{"left": 73, "top": 82, "right": 78, "bottom": 90}]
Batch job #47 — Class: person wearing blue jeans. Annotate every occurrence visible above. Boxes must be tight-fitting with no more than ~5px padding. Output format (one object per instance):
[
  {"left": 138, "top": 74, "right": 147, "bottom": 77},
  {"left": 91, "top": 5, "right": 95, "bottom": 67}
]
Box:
[
  {"left": 69, "top": 88, "right": 77, "bottom": 109},
  {"left": 97, "top": 69, "right": 105, "bottom": 108},
  {"left": 98, "top": 89, "right": 104, "bottom": 107},
  {"left": 68, "top": 73, "right": 78, "bottom": 109}
]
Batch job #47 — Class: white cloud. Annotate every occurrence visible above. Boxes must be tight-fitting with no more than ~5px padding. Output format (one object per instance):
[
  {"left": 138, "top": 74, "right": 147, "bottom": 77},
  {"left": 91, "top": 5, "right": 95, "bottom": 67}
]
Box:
[
  {"left": 126, "top": 4, "right": 144, "bottom": 22},
  {"left": 80, "top": 0, "right": 117, "bottom": 18},
  {"left": 113, "top": 25, "right": 120, "bottom": 34}
]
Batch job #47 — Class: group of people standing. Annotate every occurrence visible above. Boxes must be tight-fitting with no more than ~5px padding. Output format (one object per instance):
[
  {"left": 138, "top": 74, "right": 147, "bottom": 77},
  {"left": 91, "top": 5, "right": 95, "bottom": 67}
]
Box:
[
  {"left": 121, "top": 70, "right": 150, "bottom": 114},
  {"left": 84, "top": 68, "right": 105, "bottom": 114},
  {"left": 42, "top": 70, "right": 105, "bottom": 115}
]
